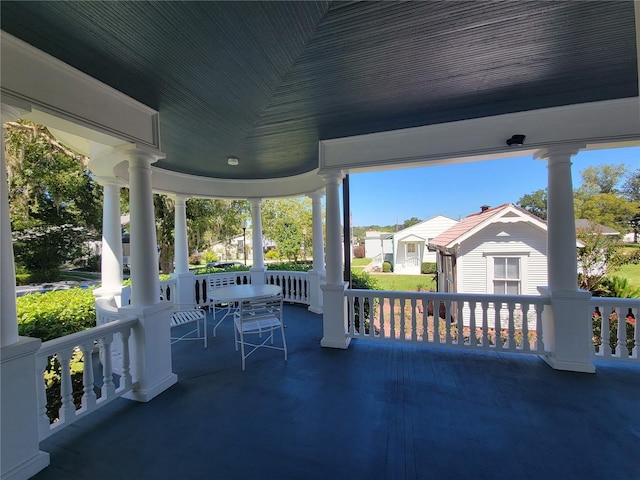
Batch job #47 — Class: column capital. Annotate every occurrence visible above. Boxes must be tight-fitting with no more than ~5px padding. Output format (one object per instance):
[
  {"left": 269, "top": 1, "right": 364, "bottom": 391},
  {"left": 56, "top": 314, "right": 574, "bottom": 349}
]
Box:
[
  {"left": 307, "top": 188, "right": 326, "bottom": 200},
  {"left": 534, "top": 144, "right": 585, "bottom": 162},
  {"left": 320, "top": 171, "right": 345, "bottom": 185},
  {"left": 170, "top": 193, "right": 190, "bottom": 203},
  {"left": 115, "top": 143, "right": 164, "bottom": 166},
  {"left": 93, "top": 175, "right": 126, "bottom": 188},
  {"left": 248, "top": 197, "right": 262, "bottom": 207}
]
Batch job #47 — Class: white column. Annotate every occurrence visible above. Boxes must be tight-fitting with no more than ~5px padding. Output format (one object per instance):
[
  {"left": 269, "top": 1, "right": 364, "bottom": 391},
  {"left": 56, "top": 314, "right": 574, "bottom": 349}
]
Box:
[
  {"left": 536, "top": 146, "right": 594, "bottom": 373},
  {"left": 1, "top": 102, "right": 51, "bottom": 479},
  {"left": 93, "top": 177, "right": 124, "bottom": 304},
  {"left": 127, "top": 148, "right": 161, "bottom": 307},
  {"left": 308, "top": 189, "right": 325, "bottom": 314},
  {"left": 1, "top": 104, "right": 20, "bottom": 347},
  {"left": 119, "top": 145, "right": 177, "bottom": 401},
  {"left": 320, "top": 172, "right": 350, "bottom": 349},
  {"left": 172, "top": 194, "right": 196, "bottom": 309},
  {"left": 249, "top": 198, "right": 266, "bottom": 285},
  {"left": 173, "top": 195, "right": 190, "bottom": 275}
]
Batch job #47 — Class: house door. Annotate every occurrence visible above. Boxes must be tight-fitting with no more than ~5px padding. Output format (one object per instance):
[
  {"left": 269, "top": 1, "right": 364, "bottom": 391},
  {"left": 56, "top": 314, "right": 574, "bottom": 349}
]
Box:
[{"left": 405, "top": 242, "right": 420, "bottom": 266}]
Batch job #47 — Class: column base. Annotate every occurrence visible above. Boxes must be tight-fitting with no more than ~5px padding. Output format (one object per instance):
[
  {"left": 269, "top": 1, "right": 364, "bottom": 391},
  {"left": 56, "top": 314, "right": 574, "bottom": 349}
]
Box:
[
  {"left": 320, "top": 336, "right": 351, "bottom": 349},
  {"left": 541, "top": 354, "right": 596, "bottom": 373},
  {"left": 2, "top": 451, "right": 50, "bottom": 480},
  {"left": 123, "top": 372, "right": 178, "bottom": 402},
  {"left": 308, "top": 306, "right": 324, "bottom": 314}
]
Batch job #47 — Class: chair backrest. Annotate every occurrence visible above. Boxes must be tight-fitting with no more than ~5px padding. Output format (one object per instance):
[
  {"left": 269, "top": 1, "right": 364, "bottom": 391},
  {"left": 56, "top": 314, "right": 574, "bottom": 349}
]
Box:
[
  {"left": 238, "top": 294, "right": 283, "bottom": 323},
  {"left": 208, "top": 274, "right": 237, "bottom": 291}
]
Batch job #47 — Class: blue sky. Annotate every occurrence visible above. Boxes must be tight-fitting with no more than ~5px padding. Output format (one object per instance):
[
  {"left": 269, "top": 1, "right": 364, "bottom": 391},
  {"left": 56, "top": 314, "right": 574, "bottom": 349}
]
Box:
[{"left": 348, "top": 146, "right": 640, "bottom": 227}]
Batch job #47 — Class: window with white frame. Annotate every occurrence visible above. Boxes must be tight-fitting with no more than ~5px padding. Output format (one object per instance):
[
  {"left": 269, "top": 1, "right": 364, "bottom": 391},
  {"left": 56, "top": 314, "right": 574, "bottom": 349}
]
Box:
[
  {"left": 492, "top": 257, "right": 520, "bottom": 295},
  {"left": 407, "top": 243, "right": 417, "bottom": 254}
]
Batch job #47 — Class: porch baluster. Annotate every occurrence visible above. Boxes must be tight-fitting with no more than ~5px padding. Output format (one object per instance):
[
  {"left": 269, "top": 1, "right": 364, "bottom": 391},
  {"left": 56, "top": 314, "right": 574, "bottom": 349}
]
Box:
[
  {"left": 456, "top": 300, "right": 464, "bottom": 346},
  {"left": 99, "top": 335, "right": 116, "bottom": 398},
  {"left": 57, "top": 349, "right": 76, "bottom": 424},
  {"left": 469, "top": 301, "right": 477, "bottom": 347},
  {"left": 521, "top": 304, "right": 530, "bottom": 352},
  {"left": 601, "top": 308, "right": 612, "bottom": 358},
  {"left": 410, "top": 297, "right": 417, "bottom": 342},
  {"left": 535, "top": 306, "right": 544, "bottom": 353},
  {"left": 119, "top": 330, "right": 133, "bottom": 391},
  {"left": 616, "top": 308, "right": 627, "bottom": 359},
  {"left": 481, "top": 301, "right": 489, "bottom": 349},
  {"left": 36, "top": 354, "right": 51, "bottom": 435},
  {"left": 80, "top": 341, "right": 97, "bottom": 411},
  {"left": 507, "top": 302, "right": 516, "bottom": 351},
  {"left": 444, "top": 299, "right": 452, "bottom": 345}
]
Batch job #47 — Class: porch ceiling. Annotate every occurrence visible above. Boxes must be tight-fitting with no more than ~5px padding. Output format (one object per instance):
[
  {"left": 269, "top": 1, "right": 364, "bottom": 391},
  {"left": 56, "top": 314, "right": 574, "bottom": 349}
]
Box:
[{"left": 1, "top": 1, "right": 638, "bottom": 181}]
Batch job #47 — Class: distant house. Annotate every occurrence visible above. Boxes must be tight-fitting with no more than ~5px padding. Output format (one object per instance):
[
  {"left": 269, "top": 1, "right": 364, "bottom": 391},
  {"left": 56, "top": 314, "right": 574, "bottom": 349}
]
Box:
[
  {"left": 428, "top": 204, "right": 549, "bottom": 295},
  {"left": 390, "top": 215, "right": 459, "bottom": 274},
  {"left": 364, "top": 230, "right": 393, "bottom": 265},
  {"left": 575, "top": 219, "right": 620, "bottom": 237}
]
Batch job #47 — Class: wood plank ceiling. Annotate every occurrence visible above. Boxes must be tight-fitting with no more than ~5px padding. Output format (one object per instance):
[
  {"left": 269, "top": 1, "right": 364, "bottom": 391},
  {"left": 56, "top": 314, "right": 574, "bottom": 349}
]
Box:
[{"left": 1, "top": 1, "right": 637, "bottom": 180}]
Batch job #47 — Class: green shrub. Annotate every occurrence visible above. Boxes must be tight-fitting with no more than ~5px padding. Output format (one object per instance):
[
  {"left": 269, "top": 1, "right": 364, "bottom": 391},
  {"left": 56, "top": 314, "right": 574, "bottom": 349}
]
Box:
[
  {"left": 421, "top": 262, "right": 437, "bottom": 274},
  {"left": 382, "top": 261, "right": 392, "bottom": 273},
  {"left": 201, "top": 251, "right": 218, "bottom": 264},
  {"left": 349, "top": 270, "right": 380, "bottom": 334},
  {"left": 265, "top": 249, "right": 280, "bottom": 260},
  {"left": 17, "top": 288, "right": 97, "bottom": 342},
  {"left": 265, "top": 260, "right": 312, "bottom": 272}
]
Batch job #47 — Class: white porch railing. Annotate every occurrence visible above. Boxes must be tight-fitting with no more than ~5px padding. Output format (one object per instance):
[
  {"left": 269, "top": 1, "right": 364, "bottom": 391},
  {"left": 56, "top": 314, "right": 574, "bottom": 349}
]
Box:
[
  {"left": 35, "top": 316, "right": 138, "bottom": 441},
  {"left": 588, "top": 297, "right": 639, "bottom": 362},
  {"left": 345, "top": 290, "right": 548, "bottom": 354},
  {"left": 265, "top": 270, "right": 310, "bottom": 305}
]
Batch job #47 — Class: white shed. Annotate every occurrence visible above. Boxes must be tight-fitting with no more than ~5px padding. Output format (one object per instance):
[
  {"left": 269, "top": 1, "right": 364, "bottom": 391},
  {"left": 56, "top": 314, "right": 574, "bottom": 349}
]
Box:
[{"left": 428, "top": 204, "right": 548, "bottom": 295}]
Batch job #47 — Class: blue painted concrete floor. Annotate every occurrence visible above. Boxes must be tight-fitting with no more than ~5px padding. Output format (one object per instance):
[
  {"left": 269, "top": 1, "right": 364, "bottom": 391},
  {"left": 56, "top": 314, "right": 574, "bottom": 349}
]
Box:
[{"left": 35, "top": 304, "right": 639, "bottom": 480}]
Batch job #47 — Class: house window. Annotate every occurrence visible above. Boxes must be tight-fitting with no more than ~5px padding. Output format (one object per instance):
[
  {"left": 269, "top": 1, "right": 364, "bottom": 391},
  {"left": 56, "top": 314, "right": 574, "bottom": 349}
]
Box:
[
  {"left": 493, "top": 257, "right": 520, "bottom": 295},
  {"left": 407, "top": 243, "right": 416, "bottom": 254}
]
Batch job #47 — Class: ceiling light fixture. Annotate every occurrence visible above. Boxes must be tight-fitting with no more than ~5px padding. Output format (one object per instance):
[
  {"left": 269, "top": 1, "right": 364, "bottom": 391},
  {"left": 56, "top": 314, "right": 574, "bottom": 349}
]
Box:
[
  {"left": 506, "top": 134, "right": 526, "bottom": 147},
  {"left": 227, "top": 157, "right": 239, "bottom": 166}
]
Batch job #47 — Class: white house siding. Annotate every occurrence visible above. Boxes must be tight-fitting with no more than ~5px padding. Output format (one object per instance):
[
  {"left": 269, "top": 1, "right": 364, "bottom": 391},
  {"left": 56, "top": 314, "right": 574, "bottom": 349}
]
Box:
[
  {"left": 457, "top": 222, "right": 547, "bottom": 295},
  {"left": 364, "top": 232, "right": 392, "bottom": 264},
  {"left": 393, "top": 216, "right": 458, "bottom": 274}
]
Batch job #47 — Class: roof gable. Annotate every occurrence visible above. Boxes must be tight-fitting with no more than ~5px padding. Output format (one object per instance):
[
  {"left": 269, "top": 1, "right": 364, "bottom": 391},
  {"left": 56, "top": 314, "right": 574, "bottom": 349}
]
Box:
[{"left": 429, "top": 204, "right": 547, "bottom": 248}]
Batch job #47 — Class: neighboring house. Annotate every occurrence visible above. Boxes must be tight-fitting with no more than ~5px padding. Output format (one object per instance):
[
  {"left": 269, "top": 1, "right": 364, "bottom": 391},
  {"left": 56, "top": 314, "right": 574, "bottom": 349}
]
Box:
[
  {"left": 428, "top": 204, "right": 549, "bottom": 295},
  {"left": 364, "top": 230, "right": 393, "bottom": 266},
  {"left": 575, "top": 219, "right": 620, "bottom": 237},
  {"left": 390, "top": 215, "right": 459, "bottom": 274}
]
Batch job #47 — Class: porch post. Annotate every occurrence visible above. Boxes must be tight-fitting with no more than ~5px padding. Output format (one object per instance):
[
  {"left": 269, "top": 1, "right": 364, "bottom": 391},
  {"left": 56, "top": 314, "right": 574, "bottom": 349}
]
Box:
[
  {"left": 308, "top": 189, "right": 325, "bottom": 314},
  {"left": 536, "top": 146, "right": 594, "bottom": 373},
  {"left": 93, "top": 176, "right": 125, "bottom": 305},
  {"left": 120, "top": 145, "right": 177, "bottom": 401},
  {"left": 249, "top": 198, "right": 266, "bottom": 285},
  {"left": 320, "top": 172, "right": 350, "bottom": 349},
  {"left": 1, "top": 102, "right": 50, "bottom": 479},
  {"left": 172, "top": 194, "right": 195, "bottom": 309}
]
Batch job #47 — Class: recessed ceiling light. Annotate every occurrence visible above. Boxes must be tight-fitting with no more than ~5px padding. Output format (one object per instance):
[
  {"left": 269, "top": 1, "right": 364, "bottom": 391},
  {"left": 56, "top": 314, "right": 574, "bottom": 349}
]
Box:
[{"left": 227, "top": 157, "right": 239, "bottom": 166}]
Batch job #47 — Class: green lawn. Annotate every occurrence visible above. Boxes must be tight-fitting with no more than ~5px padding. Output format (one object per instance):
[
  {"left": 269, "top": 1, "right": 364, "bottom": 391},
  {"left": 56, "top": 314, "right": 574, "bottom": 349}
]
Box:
[
  {"left": 351, "top": 258, "right": 372, "bottom": 266},
  {"left": 369, "top": 273, "right": 435, "bottom": 292},
  {"left": 612, "top": 263, "right": 640, "bottom": 288}
]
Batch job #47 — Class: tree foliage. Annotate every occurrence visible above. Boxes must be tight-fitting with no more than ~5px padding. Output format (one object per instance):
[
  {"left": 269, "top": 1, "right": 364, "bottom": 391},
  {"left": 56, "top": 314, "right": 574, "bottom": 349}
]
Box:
[
  {"left": 517, "top": 188, "right": 547, "bottom": 220},
  {"left": 261, "top": 198, "right": 312, "bottom": 261},
  {"left": 402, "top": 217, "right": 421, "bottom": 229},
  {"left": 576, "top": 226, "right": 627, "bottom": 292},
  {"left": 574, "top": 192, "right": 639, "bottom": 232},
  {"left": 5, "top": 121, "right": 102, "bottom": 275},
  {"left": 578, "top": 164, "right": 627, "bottom": 195}
]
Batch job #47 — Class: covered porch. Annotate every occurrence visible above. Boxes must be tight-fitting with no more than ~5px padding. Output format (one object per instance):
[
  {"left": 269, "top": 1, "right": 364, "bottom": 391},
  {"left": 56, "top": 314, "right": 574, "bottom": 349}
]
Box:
[
  {"left": 2, "top": 2, "right": 640, "bottom": 479},
  {"left": 34, "top": 304, "right": 640, "bottom": 480}
]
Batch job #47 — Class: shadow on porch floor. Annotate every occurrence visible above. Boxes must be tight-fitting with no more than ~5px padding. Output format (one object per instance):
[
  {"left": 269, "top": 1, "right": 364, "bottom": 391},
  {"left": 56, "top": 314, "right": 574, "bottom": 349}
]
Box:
[{"left": 35, "top": 304, "right": 639, "bottom": 480}]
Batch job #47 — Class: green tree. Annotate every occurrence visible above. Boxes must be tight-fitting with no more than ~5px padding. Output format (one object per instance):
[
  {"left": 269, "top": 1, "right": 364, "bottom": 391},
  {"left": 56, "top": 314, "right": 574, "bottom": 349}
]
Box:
[
  {"left": 5, "top": 120, "right": 102, "bottom": 277},
  {"left": 574, "top": 192, "right": 639, "bottom": 232},
  {"left": 517, "top": 188, "right": 547, "bottom": 220},
  {"left": 622, "top": 168, "right": 640, "bottom": 203},
  {"left": 402, "top": 217, "right": 421, "bottom": 229},
  {"left": 578, "top": 164, "right": 627, "bottom": 194},
  {"left": 262, "top": 198, "right": 312, "bottom": 261}
]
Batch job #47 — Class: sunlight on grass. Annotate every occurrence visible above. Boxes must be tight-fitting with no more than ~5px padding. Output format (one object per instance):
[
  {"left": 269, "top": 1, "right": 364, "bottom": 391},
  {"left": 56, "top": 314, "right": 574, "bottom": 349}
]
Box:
[
  {"left": 369, "top": 273, "right": 435, "bottom": 292},
  {"left": 612, "top": 263, "right": 640, "bottom": 288}
]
